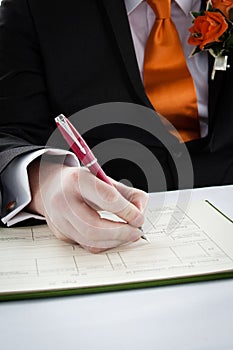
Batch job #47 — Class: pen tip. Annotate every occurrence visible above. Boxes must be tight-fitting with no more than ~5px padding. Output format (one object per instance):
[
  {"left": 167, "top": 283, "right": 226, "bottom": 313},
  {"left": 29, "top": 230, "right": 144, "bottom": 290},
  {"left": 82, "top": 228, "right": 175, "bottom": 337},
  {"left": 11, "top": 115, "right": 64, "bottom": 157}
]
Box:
[
  {"left": 138, "top": 227, "right": 150, "bottom": 242},
  {"left": 141, "top": 235, "right": 150, "bottom": 243}
]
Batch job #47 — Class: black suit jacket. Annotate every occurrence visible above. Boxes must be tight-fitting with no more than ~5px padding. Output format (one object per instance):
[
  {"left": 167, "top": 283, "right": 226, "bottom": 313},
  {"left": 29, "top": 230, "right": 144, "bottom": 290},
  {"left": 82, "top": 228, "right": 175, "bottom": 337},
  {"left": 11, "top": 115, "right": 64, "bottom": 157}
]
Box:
[{"left": 0, "top": 0, "right": 233, "bottom": 195}]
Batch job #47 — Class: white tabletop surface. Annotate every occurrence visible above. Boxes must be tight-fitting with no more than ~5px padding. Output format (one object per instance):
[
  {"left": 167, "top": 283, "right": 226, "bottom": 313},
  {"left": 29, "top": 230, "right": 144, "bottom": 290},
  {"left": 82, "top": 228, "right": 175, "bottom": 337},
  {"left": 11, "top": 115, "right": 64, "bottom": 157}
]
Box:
[{"left": 0, "top": 185, "right": 233, "bottom": 350}]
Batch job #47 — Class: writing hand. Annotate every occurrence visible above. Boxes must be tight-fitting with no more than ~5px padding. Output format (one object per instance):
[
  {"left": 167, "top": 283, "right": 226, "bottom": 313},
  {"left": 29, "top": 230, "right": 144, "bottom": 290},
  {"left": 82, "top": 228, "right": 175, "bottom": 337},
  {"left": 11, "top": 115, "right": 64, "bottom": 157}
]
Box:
[{"left": 28, "top": 161, "right": 148, "bottom": 253}]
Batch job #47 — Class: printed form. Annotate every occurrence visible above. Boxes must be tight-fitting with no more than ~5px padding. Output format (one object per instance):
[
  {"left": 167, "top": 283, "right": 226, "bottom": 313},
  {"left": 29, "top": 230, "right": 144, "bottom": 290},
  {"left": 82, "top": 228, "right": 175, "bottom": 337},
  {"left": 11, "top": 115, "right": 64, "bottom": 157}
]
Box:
[{"left": 0, "top": 200, "right": 233, "bottom": 298}]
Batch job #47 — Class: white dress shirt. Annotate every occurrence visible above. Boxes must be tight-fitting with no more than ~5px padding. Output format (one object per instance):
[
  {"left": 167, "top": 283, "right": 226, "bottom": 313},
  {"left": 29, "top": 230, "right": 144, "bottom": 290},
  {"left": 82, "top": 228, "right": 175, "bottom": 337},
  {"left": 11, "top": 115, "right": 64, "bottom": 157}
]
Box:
[{"left": 1, "top": 0, "right": 209, "bottom": 226}]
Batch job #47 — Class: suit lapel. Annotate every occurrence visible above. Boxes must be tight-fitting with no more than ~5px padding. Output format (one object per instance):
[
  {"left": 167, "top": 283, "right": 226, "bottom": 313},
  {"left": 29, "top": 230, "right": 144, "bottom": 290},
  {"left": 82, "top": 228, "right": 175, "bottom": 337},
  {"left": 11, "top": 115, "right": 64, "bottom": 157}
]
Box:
[
  {"left": 207, "top": 55, "right": 224, "bottom": 133},
  {"left": 100, "top": 0, "right": 152, "bottom": 107}
]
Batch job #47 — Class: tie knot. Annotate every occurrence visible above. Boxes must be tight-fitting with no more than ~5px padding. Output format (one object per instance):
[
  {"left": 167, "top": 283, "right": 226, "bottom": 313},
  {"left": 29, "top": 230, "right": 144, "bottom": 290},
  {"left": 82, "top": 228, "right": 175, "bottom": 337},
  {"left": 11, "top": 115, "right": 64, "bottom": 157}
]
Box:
[{"left": 146, "top": 0, "right": 170, "bottom": 19}]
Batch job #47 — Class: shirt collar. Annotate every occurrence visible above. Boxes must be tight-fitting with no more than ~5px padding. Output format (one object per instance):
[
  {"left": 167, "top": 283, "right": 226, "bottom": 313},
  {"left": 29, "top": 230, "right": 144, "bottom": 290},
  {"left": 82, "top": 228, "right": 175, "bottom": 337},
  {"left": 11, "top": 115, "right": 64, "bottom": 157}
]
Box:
[
  {"left": 124, "top": 0, "right": 197, "bottom": 16},
  {"left": 125, "top": 0, "right": 143, "bottom": 15},
  {"left": 175, "top": 0, "right": 196, "bottom": 15}
]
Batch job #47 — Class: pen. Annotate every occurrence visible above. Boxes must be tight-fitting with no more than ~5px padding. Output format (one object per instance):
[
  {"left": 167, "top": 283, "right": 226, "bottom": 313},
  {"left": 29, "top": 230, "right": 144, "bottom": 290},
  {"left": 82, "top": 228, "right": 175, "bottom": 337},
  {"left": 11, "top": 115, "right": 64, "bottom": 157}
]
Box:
[{"left": 55, "top": 114, "right": 149, "bottom": 242}]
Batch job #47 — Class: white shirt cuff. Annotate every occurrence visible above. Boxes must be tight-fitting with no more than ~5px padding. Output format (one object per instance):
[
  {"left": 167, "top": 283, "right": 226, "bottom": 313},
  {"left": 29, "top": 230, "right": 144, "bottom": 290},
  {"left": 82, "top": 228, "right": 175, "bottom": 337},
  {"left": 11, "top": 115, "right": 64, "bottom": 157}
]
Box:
[{"left": 1, "top": 149, "right": 80, "bottom": 226}]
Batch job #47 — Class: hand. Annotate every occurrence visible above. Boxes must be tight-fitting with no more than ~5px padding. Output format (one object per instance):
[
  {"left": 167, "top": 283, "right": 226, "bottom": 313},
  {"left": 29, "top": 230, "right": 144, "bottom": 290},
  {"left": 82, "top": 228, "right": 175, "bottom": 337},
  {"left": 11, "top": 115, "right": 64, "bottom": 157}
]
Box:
[{"left": 28, "top": 160, "right": 148, "bottom": 253}]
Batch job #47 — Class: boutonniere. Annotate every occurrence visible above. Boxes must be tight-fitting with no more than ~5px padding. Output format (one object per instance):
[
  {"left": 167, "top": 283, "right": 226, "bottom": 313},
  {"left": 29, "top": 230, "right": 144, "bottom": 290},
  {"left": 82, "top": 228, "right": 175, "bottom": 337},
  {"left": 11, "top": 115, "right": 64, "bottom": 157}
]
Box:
[{"left": 188, "top": 0, "right": 233, "bottom": 79}]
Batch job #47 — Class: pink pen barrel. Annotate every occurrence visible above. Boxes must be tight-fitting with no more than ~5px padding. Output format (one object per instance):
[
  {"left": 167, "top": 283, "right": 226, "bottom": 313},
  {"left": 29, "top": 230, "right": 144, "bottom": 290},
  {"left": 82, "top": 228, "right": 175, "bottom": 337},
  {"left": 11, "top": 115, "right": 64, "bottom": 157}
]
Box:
[
  {"left": 56, "top": 116, "right": 113, "bottom": 186},
  {"left": 88, "top": 161, "right": 113, "bottom": 185}
]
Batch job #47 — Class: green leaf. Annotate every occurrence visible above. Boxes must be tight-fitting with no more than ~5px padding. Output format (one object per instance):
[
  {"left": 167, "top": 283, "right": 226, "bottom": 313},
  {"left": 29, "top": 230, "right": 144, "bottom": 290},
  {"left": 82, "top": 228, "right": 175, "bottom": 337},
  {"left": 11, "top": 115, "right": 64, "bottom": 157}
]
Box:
[
  {"left": 204, "top": 42, "right": 223, "bottom": 56},
  {"left": 206, "top": 3, "right": 213, "bottom": 11},
  {"left": 191, "top": 11, "right": 203, "bottom": 19},
  {"left": 190, "top": 46, "right": 202, "bottom": 56},
  {"left": 229, "top": 8, "right": 233, "bottom": 22}
]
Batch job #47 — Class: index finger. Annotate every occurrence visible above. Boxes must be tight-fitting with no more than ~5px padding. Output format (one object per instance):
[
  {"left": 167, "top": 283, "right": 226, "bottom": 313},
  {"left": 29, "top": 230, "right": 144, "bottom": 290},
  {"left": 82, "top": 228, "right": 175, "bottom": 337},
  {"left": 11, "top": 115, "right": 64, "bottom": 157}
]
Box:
[
  {"left": 76, "top": 170, "right": 145, "bottom": 228},
  {"left": 110, "top": 178, "right": 149, "bottom": 212}
]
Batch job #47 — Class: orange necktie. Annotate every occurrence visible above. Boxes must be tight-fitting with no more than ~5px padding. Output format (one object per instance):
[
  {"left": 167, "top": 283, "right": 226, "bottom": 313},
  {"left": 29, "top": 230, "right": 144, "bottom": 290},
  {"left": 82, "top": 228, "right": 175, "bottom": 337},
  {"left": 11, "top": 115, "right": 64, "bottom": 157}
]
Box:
[{"left": 143, "top": 0, "right": 200, "bottom": 142}]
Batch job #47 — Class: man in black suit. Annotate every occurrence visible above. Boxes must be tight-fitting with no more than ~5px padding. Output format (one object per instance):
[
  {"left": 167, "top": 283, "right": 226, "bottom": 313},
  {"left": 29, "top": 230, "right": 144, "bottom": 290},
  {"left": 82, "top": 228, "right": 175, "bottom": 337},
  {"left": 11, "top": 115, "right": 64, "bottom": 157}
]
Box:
[{"left": 0, "top": 0, "right": 233, "bottom": 251}]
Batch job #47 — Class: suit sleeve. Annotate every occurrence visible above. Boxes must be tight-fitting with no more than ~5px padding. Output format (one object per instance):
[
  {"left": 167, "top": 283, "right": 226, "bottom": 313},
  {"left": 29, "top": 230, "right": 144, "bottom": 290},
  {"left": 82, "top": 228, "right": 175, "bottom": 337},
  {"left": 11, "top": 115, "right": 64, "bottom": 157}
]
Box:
[{"left": 0, "top": 0, "right": 55, "bottom": 173}]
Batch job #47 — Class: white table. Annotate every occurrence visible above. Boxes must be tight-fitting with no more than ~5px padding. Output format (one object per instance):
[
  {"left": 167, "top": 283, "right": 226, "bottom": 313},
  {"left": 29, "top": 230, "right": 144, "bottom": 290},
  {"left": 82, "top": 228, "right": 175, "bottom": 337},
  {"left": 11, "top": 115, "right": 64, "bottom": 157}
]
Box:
[{"left": 0, "top": 185, "right": 233, "bottom": 350}]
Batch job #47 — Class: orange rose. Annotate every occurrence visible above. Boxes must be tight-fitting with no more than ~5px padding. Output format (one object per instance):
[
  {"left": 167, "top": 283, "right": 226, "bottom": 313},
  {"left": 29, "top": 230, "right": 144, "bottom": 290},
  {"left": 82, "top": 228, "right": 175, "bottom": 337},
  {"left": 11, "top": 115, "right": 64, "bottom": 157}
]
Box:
[
  {"left": 212, "top": 0, "right": 233, "bottom": 19},
  {"left": 188, "top": 11, "right": 228, "bottom": 50}
]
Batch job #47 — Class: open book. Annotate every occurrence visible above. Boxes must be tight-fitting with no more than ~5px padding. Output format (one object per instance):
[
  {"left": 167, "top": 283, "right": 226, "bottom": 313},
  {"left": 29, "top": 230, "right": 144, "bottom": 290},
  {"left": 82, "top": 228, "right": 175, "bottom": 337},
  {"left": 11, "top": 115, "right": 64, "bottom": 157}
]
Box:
[{"left": 0, "top": 200, "right": 233, "bottom": 301}]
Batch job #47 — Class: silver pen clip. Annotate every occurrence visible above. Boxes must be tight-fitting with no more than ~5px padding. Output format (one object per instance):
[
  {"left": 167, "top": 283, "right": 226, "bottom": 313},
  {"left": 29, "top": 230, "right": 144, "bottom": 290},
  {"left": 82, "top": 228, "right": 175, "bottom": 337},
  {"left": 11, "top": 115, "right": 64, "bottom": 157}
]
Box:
[{"left": 55, "top": 114, "right": 86, "bottom": 155}]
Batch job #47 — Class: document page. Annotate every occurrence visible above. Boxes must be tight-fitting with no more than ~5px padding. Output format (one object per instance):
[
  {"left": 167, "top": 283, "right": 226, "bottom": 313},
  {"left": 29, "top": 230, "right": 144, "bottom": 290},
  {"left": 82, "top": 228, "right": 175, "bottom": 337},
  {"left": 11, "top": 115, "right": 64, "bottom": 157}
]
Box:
[{"left": 0, "top": 201, "right": 233, "bottom": 298}]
